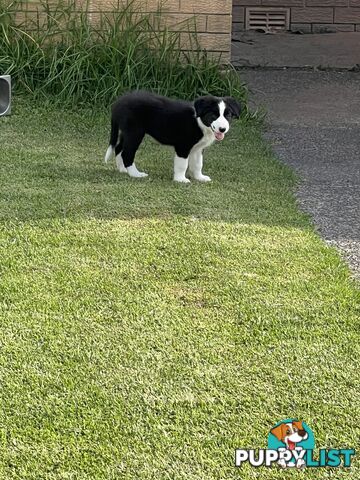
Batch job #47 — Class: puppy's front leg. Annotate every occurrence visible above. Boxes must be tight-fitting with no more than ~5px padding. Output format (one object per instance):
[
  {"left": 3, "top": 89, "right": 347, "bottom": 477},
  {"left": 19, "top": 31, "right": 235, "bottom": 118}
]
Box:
[
  {"left": 188, "top": 150, "right": 211, "bottom": 182},
  {"left": 296, "top": 458, "right": 306, "bottom": 469},
  {"left": 173, "top": 155, "right": 190, "bottom": 183}
]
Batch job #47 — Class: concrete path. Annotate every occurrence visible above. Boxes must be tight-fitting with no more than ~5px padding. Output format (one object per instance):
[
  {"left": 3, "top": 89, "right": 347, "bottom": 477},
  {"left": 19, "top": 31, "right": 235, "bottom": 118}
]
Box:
[
  {"left": 232, "top": 31, "right": 360, "bottom": 70},
  {"left": 241, "top": 70, "right": 360, "bottom": 278}
]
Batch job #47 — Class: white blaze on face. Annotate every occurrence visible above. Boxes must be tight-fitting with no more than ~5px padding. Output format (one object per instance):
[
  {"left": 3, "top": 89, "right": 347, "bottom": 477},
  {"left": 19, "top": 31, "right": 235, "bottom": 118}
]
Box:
[
  {"left": 288, "top": 431, "right": 307, "bottom": 443},
  {"left": 211, "top": 100, "right": 229, "bottom": 141},
  {"left": 284, "top": 423, "right": 308, "bottom": 449}
]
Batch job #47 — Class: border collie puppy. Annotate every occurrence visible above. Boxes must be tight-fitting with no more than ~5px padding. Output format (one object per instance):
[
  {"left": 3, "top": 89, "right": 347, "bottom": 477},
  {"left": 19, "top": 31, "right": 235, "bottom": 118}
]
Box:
[{"left": 104, "top": 91, "right": 241, "bottom": 183}]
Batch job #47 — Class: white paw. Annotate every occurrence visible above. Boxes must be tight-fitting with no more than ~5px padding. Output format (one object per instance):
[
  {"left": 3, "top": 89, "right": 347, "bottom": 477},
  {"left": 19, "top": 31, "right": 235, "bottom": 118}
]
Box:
[
  {"left": 296, "top": 459, "right": 306, "bottom": 469},
  {"left": 194, "top": 174, "right": 211, "bottom": 182},
  {"left": 129, "top": 171, "right": 148, "bottom": 178},
  {"left": 127, "top": 164, "right": 148, "bottom": 178},
  {"left": 278, "top": 459, "right": 287, "bottom": 469},
  {"left": 174, "top": 176, "right": 191, "bottom": 183}
]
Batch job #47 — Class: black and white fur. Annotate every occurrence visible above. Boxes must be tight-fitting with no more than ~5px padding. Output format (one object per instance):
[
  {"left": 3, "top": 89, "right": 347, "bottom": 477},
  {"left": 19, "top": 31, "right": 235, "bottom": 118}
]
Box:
[{"left": 104, "top": 91, "right": 241, "bottom": 182}]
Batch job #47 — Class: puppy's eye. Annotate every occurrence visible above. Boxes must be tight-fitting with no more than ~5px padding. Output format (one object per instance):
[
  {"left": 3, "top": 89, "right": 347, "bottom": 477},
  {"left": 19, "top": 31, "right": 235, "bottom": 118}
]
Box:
[{"left": 286, "top": 429, "right": 291, "bottom": 434}]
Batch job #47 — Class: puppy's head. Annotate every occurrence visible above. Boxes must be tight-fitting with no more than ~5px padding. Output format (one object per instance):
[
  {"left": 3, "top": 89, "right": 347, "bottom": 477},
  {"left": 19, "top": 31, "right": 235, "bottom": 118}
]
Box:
[
  {"left": 271, "top": 421, "right": 308, "bottom": 450},
  {"left": 194, "top": 95, "right": 241, "bottom": 141}
]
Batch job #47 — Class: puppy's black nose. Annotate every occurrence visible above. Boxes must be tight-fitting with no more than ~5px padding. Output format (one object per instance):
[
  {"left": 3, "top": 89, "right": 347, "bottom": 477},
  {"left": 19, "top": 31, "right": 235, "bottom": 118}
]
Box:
[{"left": 219, "top": 127, "right": 226, "bottom": 133}]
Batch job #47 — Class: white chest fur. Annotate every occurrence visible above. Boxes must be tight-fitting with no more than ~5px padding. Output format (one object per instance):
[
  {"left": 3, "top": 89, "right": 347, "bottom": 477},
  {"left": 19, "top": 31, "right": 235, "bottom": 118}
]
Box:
[{"left": 192, "top": 118, "right": 215, "bottom": 153}]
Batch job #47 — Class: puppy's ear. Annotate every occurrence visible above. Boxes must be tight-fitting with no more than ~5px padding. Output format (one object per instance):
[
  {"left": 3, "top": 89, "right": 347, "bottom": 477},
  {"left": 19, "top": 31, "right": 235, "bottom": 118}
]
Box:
[
  {"left": 293, "top": 420, "right": 304, "bottom": 431},
  {"left": 194, "top": 97, "right": 210, "bottom": 117},
  {"left": 270, "top": 424, "right": 285, "bottom": 442},
  {"left": 224, "top": 97, "right": 241, "bottom": 119}
]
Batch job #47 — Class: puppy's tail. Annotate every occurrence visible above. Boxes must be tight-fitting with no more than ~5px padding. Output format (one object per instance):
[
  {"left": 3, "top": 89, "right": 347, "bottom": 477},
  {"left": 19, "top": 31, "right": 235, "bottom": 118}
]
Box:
[
  {"left": 104, "top": 144, "right": 114, "bottom": 163},
  {"left": 104, "top": 119, "right": 119, "bottom": 163}
]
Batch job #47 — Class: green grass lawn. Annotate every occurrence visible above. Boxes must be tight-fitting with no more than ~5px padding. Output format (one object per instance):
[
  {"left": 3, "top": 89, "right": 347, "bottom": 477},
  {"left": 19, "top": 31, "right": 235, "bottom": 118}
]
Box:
[{"left": 0, "top": 99, "right": 359, "bottom": 479}]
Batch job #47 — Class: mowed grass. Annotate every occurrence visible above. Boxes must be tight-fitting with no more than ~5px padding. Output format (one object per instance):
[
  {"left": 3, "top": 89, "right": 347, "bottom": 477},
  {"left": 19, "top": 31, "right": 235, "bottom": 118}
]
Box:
[{"left": 0, "top": 99, "right": 359, "bottom": 480}]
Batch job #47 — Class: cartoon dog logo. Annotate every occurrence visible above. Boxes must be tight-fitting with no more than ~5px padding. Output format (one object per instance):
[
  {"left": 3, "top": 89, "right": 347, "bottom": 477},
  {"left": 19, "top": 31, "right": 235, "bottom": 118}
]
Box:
[{"left": 270, "top": 420, "right": 309, "bottom": 469}]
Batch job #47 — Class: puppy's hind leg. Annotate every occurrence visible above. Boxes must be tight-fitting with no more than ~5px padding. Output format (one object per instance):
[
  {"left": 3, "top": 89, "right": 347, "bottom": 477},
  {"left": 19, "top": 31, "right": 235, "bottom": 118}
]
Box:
[
  {"left": 115, "top": 135, "right": 127, "bottom": 173},
  {"left": 122, "top": 130, "right": 148, "bottom": 178}
]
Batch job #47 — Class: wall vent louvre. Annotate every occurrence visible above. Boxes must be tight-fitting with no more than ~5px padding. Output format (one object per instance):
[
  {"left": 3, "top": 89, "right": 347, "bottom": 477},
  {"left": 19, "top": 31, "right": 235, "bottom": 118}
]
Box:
[{"left": 245, "top": 8, "right": 290, "bottom": 32}]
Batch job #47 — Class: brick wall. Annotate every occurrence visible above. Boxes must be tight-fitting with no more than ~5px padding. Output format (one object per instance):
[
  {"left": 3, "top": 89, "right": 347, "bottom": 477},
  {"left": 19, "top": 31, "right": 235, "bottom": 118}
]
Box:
[
  {"left": 15, "top": 0, "right": 232, "bottom": 61},
  {"left": 233, "top": 0, "right": 360, "bottom": 33}
]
